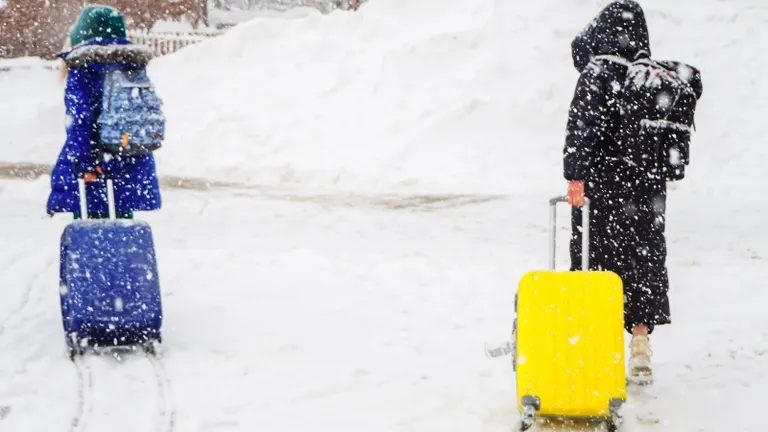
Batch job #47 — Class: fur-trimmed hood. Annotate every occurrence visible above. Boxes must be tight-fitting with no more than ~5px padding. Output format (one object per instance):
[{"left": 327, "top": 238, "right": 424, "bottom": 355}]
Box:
[{"left": 59, "top": 38, "right": 153, "bottom": 69}]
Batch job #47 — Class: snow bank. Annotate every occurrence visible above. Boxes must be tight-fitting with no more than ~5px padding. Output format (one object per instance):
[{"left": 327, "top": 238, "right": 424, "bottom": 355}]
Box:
[
  {"left": 0, "top": 63, "right": 65, "bottom": 163},
  {"left": 1, "top": 0, "right": 766, "bottom": 196},
  {"left": 149, "top": 0, "right": 519, "bottom": 193},
  {"left": 148, "top": 0, "right": 767, "bottom": 195}
]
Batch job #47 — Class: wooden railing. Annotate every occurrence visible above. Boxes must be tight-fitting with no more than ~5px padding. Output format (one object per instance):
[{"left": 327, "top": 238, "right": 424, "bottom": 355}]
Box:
[{"left": 126, "top": 29, "right": 223, "bottom": 57}]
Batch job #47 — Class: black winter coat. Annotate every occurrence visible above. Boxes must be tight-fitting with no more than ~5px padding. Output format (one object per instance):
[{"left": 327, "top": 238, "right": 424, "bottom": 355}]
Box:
[{"left": 564, "top": 0, "right": 671, "bottom": 334}]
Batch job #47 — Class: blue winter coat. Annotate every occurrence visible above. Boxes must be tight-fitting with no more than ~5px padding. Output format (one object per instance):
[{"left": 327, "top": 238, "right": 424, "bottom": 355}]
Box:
[{"left": 46, "top": 37, "right": 161, "bottom": 217}]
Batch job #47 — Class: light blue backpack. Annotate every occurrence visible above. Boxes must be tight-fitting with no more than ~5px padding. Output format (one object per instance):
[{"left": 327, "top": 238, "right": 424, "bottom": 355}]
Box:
[{"left": 97, "top": 67, "right": 165, "bottom": 157}]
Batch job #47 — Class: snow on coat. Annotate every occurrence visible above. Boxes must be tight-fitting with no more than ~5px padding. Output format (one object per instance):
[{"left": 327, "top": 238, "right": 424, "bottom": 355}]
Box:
[
  {"left": 564, "top": 0, "right": 671, "bottom": 334},
  {"left": 46, "top": 37, "right": 161, "bottom": 217}
]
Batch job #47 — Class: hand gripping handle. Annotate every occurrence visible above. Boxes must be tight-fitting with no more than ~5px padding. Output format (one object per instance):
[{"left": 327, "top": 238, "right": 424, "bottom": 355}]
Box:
[{"left": 549, "top": 196, "right": 590, "bottom": 271}]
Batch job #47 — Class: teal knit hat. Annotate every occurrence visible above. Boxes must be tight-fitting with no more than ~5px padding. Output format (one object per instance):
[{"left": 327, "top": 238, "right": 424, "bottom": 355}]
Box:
[{"left": 68, "top": 5, "right": 127, "bottom": 47}]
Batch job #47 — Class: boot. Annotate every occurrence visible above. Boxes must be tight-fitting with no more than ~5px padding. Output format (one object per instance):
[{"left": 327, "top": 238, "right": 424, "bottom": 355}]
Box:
[{"left": 628, "top": 334, "right": 653, "bottom": 385}]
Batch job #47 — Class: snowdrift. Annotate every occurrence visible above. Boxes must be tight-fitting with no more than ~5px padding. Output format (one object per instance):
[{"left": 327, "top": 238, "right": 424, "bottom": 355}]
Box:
[
  {"left": 1, "top": 0, "right": 765, "bottom": 195},
  {"left": 0, "top": 58, "right": 65, "bottom": 166},
  {"left": 148, "top": 0, "right": 522, "bottom": 194}
]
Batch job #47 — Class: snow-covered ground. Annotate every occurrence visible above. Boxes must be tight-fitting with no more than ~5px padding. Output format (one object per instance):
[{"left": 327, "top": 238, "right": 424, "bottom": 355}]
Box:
[
  {"left": 1, "top": 175, "right": 766, "bottom": 431},
  {"left": 1, "top": 0, "right": 768, "bottom": 430}
]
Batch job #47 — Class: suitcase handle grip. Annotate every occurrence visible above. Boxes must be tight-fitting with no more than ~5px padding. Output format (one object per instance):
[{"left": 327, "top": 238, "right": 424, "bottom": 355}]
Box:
[
  {"left": 549, "top": 196, "right": 590, "bottom": 271},
  {"left": 77, "top": 178, "right": 117, "bottom": 220}
]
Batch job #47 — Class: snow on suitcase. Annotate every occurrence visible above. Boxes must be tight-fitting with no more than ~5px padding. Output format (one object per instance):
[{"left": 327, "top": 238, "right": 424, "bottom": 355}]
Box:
[
  {"left": 59, "top": 178, "right": 163, "bottom": 359},
  {"left": 512, "top": 196, "right": 626, "bottom": 431}
]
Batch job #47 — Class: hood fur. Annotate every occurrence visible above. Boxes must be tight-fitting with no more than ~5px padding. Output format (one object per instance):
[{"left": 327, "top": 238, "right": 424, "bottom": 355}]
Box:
[{"left": 64, "top": 43, "right": 153, "bottom": 69}]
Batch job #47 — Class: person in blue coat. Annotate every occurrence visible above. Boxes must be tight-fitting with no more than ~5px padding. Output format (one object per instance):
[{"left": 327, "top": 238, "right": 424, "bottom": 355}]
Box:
[{"left": 47, "top": 5, "right": 161, "bottom": 219}]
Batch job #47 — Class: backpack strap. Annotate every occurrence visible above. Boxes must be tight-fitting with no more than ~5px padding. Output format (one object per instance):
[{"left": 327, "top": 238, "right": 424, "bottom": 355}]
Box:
[
  {"left": 589, "top": 55, "right": 632, "bottom": 150},
  {"left": 631, "top": 58, "right": 655, "bottom": 67},
  {"left": 640, "top": 119, "right": 692, "bottom": 132}
]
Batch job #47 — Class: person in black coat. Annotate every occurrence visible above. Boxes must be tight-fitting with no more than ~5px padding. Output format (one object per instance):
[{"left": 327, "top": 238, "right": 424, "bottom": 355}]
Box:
[{"left": 564, "top": 0, "right": 666, "bottom": 384}]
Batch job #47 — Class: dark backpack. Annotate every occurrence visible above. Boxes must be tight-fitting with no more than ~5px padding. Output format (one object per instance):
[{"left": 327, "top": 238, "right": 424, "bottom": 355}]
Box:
[
  {"left": 599, "top": 55, "right": 702, "bottom": 182},
  {"left": 97, "top": 67, "right": 165, "bottom": 157}
]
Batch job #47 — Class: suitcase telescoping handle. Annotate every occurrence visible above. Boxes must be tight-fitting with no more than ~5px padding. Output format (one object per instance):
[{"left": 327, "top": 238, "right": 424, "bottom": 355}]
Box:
[
  {"left": 549, "top": 196, "right": 590, "bottom": 271},
  {"left": 77, "top": 178, "right": 117, "bottom": 220}
]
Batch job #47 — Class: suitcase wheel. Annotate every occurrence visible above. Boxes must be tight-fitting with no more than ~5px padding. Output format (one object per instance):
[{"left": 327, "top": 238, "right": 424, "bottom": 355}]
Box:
[
  {"left": 511, "top": 319, "right": 517, "bottom": 371},
  {"left": 142, "top": 341, "right": 157, "bottom": 356},
  {"left": 517, "top": 396, "right": 540, "bottom": 431},
  {"left": 68, "top": 345, "right": 78, "bottom": 361},
  {"left": 141, "top": 336, "right": 162, "bottom": 356},
  {"left": 67, "top": 334, "right": 87, "bottom": 360},
  {"left": 608, "top": 416, "right": 622, "bottom": 432},
  {"left": 517, "top": 406, "right": 535, "bottom": 431},
  {"left": 608, "top": 398, "right": 624, "bottom": 431}
]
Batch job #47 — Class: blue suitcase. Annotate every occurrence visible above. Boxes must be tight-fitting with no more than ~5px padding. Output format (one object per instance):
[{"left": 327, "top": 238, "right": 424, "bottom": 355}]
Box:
[{"left": 59, "top": 179, "right": 163, "bottom": 358}]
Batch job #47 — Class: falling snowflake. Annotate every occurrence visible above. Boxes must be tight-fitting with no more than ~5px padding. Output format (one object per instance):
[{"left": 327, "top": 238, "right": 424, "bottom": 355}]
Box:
[
  {"left": 656, "top": 91, "right": 672, "bottom": 110},
  {"left": 622, "top": 11, "right": 635, "bottom": 20},
  {"left": 624, "top": 202, "right": 638, "bottom": 217},
  {"left": 668, "top": 148, "right": 681, "bottom": 166},
  {"left": 618, "top": 33, "right": 630, "bottom": 48},
  {"left": 676, "top": 64, "right": 694, "bottom": 82}
]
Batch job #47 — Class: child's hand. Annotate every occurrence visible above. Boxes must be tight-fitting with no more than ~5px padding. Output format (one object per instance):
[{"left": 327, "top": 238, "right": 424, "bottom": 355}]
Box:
[{"left": 83, "top": 166, "right": 103, "bottom": 183}]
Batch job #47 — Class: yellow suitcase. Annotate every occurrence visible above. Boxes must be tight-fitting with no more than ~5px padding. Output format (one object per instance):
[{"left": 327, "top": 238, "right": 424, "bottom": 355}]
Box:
[{"left": 513, "top": 196, "right": 626, "bottom": 431}]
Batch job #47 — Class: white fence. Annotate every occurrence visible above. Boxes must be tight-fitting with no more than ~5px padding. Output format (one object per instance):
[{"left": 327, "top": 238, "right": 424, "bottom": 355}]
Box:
[
  {"left": 211, "top": 0, "right": 367, "bottom": 22},
  {"left": 127, "top": 30, "right": 223, "bottom": 57},
  {"left": 214, "top": 0, "right": 351, "bottom": 14},
  {"left": 126, "top": 0, "right": 368, "bottom": 57}
]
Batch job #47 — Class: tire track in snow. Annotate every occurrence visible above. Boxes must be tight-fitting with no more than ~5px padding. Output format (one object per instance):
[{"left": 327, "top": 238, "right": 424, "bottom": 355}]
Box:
[
  {"left": 146, "top": 351, "right": 176, "bottom": 432},
  {"left": 70, "top": 351, "right": 175, "bottom": 432},
  {"left": 69, "top": 356, "right": 95, "bottom": 432}
]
